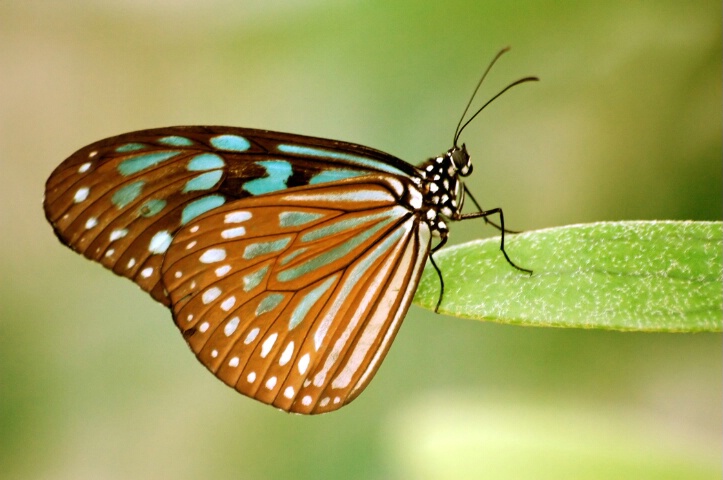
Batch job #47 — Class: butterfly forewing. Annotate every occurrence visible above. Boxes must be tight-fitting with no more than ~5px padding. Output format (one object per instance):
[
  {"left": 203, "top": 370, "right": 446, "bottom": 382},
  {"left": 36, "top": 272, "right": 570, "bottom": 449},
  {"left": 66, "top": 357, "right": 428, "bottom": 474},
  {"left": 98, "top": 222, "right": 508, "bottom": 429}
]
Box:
[
  {"left": 43, "top": 127, "right": 418, "bottom": 305},
  {"left": 161, "top": 179, "right": 431, "bottom": 413}
]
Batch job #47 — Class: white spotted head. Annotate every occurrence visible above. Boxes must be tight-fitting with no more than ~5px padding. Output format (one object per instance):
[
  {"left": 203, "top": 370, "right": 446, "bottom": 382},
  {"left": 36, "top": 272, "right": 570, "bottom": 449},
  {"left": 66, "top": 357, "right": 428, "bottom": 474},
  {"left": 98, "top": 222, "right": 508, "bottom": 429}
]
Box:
[{"left": 449, "top": 144, "right": 472, "bottom": 177}]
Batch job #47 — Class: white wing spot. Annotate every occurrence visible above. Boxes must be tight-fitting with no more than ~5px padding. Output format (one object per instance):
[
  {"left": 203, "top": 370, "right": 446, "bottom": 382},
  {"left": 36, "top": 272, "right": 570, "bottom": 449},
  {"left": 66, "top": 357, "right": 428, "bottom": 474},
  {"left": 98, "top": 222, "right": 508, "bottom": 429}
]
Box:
[
  {"left": 244, "top": 327, "right": 260, "bottom": 344},
  {"left": 220, "top": 296, "right": 236, "bottom": 312},
  {"left": 333, "top": 397, "right": 340, "bottom": 404},
  {"left": 190, "top": 225, "right": 200, "bottom": 233},
  {"left": 408, "top": 187, "right": 423, "bottom": 209},
  {"left": 79, "top": 162, "right": 92, "bottom": 172},
  {"left": 215, "top": 265, "right": 231, "bottom": 277},
  {"left": 298, "top": 353, "right": 310, "bottom": 375},
  {"left": 265, "top": 376, "right": 277, "bottom": 390},
  {"left": 74, "top": 187, "right": 89, "bottom": 202},
  {"left": 224, "top": 317, "right": 240, "bottom": 336},
  {"left": 104, "top": 249, "right": 115, "bottom": 258},
  {"left": 140, "top": 267, "right": 153, "bottom": 278},
  {"left": 279, "top": 341, "right": 294, "bottom": 366},
  {"left": 186, "top": 240, "right": 197, "bottom": 250},
  {"left": 283, "top": 386, "right": 295, "bottom": 399},
  {"left": 260, "top": 333, "right": 278, "bottom": 358},
  {"left": 127, "top": 258, "right": 136, "bottom": 269},
  {"left": 229, "top": 356, "right": 240, "bottom": 367},
  {"left": 88, "top": 151, "right": 98, "bottom": 158},
  {"left": 110, "top": 229, "right": 127, "bottom": 242},
  {"left": 84, "top": 217, "right": 98, "bottom": 229},
  {"left": 211, "top": 349, "right": 218, "bottom": 358},
  {"left": 320, "top": 397, "right": 330, "bottom": 407},
  {"left": 174, "top": 271, "right": 182, "bottom": 278},
  {"left": 301, "top": 395, "right": 312, "bottom": 406},
  {"left": 199, "top": 248, "right": 226, "bottom": 263},
  {"left": 148, "top": 230, "right": 172, "bottom": 254},
  {"left": 225, "top": 211, "right": 252, "bottom": 223},
  {"left": 247, "top": 372, "right": 256, "bottom": 383},
  {"left": 199, "top": 322, "right": 209, "bottom": 333},
  {"left": 202, "top": 287, "right": 222, "bottom": 304},
  {"left": 221, "top": 226, "right": 246, "bottom": 239},
  {"left": 186, "top": 314, "right": 194, "bottom": 322}
]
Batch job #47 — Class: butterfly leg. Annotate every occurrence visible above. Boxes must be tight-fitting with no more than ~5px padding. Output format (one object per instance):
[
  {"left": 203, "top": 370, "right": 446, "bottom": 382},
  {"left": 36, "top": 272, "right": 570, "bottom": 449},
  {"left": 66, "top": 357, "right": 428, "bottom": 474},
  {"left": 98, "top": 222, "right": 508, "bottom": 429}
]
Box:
[
  {"left": 429, "top": 232, "right": 449, "bottom": 313},
  {"left": 463, "top": 185, "right": 520, "bottom": 234},
  {"left": 457, "top": 207, "right": 532, "bottom": 275}
]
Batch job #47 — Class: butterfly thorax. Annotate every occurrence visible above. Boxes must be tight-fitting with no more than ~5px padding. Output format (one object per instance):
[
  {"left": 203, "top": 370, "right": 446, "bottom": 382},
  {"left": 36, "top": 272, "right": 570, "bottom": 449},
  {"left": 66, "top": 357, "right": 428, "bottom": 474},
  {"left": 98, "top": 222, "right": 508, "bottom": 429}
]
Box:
[{"left": 415, "top": 144, "right": 472, "bottom": 237}]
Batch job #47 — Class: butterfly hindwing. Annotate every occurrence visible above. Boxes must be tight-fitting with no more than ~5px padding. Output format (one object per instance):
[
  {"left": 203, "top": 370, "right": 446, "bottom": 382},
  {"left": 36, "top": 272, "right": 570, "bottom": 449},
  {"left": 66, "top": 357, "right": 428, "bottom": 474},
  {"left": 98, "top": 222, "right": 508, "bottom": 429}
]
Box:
[
  {"left": 161, "top": 178, "right": 431, "bottom": 413},
  {"left": 43, "top": 126, "right": 418, "bottom": 305}
]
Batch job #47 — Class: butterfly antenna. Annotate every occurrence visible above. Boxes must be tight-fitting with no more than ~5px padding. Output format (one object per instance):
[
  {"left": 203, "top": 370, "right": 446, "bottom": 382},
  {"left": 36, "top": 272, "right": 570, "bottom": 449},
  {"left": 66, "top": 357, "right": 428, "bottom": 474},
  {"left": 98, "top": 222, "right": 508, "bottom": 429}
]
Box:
[
  {"left": 453, "top": 46, "right": 511, "bottom": 146},
  {"left": 455, "top": 76, "right": 539, "bottom": 145}
]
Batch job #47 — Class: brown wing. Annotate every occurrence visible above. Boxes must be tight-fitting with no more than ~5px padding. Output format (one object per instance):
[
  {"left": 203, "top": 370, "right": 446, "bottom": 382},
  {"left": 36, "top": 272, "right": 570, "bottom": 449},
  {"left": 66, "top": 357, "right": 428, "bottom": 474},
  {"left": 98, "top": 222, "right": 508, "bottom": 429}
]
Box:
[
  {"left": 43, "top": 126, "right": 417, "bottom": 305},
  {"left": 161, "top": 178, "right": 431, "bottom": 414}
]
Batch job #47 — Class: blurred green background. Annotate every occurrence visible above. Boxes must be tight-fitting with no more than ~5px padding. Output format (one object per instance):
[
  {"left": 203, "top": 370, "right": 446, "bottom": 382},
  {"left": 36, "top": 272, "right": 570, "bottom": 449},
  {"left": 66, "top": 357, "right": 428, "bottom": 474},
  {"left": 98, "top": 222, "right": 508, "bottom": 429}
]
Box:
[{"left": 1, "top": 1, "right": 720, "bottom": 479}]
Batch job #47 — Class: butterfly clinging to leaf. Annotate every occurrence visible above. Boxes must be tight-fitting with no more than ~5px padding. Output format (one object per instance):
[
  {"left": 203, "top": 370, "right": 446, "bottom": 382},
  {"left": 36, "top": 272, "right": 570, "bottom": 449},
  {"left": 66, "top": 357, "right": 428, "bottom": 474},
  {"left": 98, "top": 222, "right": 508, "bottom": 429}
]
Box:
[{"left": 44, "top": 48, "right": 536, "bottom": 414}]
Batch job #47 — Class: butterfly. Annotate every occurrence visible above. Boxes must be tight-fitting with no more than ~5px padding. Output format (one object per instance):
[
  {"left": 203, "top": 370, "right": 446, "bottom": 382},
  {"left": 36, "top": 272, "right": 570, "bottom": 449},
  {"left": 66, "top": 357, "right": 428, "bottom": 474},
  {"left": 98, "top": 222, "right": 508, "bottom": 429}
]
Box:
[{"left": 43, "top": 48, "right": 536, "bottom": 414}]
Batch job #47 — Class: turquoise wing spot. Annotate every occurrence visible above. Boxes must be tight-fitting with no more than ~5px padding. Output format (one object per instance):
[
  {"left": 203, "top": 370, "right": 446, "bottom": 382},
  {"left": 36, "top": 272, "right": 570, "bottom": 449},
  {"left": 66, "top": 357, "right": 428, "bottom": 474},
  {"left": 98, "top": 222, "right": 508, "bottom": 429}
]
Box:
[
  {"left": 210, "top": 134, "right": 251, "bottom": 152},
  {"left": 310, "top": 224, "right": 407, "bottom": 350},
  {"left": 243, "top": 237, "right": 291, "bottom": 260},
  {"left": 138, "top": 198, "right": 167, "bottom": 218},
  {"left": 288, "top": 276, "right": 336, "bottom": 329},
  {"left": 243, "top": 265, "right": 269, "bottom": 292},
  {"left": 112, "top": 180, "right": 144, "bottom": 208},
  {"left": 279, "top": 247, "right": 308, "bottom": 266},
  {"left": 308, "top": 169, "right": 366, "bottom": 185},
  {"left": 301, "top": 210, "right": 393, "bottom": 242},
  {"left": 188, "top": 153, "right": 225, "bottom": 171},
  {"left": 183, "top": 171, "right": 223, "bottom": 193},
  {"left": 117, "top": 151, "right": 180, "bottom": 176},
  {"left": 158, "top": 135, "right": 194, "bottom": 147},
  {"left": 343, "top": 221, "right": 407, "bottom": 287},
  {"left": 181, "top": 195, "right": 225, "bottom": 225},
  {"left": 279, "top": 211, "right": 324, "bottom": 228},
  {"left": 115, "top": 143, "right": 146, "bottom": 153},
  {"left": 277, "top": 214, "right": 396, "bottom": 283},
  {"left": 243, "top": 160, "right": 293, "bottom": 196},
  {"left": 277, "top": 144, "right": 408, "bottom": 176},
  {"left": 255, "top": 293, "right": 285, "bottom": 316}
]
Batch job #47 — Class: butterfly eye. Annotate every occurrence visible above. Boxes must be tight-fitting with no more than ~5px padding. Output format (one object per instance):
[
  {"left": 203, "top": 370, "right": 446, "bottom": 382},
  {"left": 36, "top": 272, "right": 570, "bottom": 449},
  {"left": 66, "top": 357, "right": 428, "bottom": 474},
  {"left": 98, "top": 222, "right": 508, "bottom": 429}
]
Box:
[{"left": 451, "top": 144, "right": 472, "bottom": 177}]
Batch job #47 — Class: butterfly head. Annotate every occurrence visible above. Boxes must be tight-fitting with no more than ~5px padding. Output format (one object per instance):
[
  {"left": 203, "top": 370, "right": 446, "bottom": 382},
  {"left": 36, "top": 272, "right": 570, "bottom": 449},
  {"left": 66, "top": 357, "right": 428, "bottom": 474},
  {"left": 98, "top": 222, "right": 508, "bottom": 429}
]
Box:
[{"left": 449, "top": 144, "right": 472, "bottom": 177}]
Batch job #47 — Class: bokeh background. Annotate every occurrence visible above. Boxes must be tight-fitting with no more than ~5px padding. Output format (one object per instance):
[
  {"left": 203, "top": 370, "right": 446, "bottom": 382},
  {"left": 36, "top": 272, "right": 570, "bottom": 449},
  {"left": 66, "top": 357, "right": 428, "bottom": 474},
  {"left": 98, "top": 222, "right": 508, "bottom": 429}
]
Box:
[{"left": 1, "top": 1, "right": 720, "bottom": 479}]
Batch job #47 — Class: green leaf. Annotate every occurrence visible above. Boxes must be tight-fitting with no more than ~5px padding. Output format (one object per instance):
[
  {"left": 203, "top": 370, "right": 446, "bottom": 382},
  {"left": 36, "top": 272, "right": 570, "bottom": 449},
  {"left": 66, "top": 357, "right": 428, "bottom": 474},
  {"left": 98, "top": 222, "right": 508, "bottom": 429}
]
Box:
[{"left": 413, "top": 221, "right": 722, "bottom": 332}]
